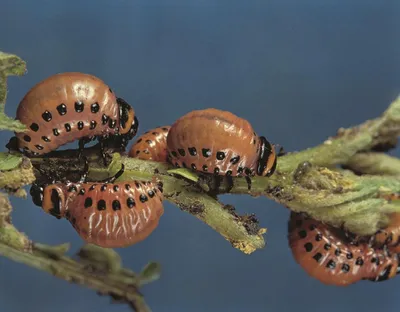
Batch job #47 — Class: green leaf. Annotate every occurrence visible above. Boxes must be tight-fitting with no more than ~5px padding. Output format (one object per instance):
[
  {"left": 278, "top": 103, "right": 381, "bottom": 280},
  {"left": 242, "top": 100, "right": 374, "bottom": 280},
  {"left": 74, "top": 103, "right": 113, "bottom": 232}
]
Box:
[
  {"left": 0, "top": 51, "right": 27, "bottom": 132},
  {"left": 0, "top": 152, "right": 23, "bottom": 171},
  {"left": 139, "top": 262, "right": 161, "bottom": 285},
  {"left": 167, "top": 168, "right": 199, "bottom": 183}
]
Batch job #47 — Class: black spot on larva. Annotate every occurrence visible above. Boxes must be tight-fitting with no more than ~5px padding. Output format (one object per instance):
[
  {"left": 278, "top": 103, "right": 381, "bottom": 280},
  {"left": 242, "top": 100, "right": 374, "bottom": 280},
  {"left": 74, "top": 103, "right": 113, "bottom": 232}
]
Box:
[
  {"left": 113, "top": 185, "right": 119, "bottom": 192},
  {"left": 342, "top": 264, "right": 350, "bottom": 273},
  {"left": 23, "top": 135, "right": 31, "bottom": 142},
  {"left": 202, "top": 165, "right": 208, "bottom": 171},
  {"left": 371, "top": 257, "right": 377, "bottom": 263},
  {"left": 97, "top": 199, "right": 106, "bottom": 211},
  {"left": 41, "top": 136, "right": 50, "bottom": 142},
  {"left": 347, "top": 252, "right": 353, "bottom": 259},
  {"left": 79, "top": 189, "right": 85, "bottom": 195},
  {"left": 226, "top": 170, "right": 232, "bottom": 176},
  {"left": 230, "top": 156, "right": 240, "bottom": 164},
  {"left": 108, "top": 119, "right": 116, "bottom": 128},
  {"left": 191, "top": 163, "right": 197, "bottom": 170},
  {"left": 182, "top": 162, "right": 187, "bottom": 168},
  {"left": 356, "top": 257, "right": 364, "bottom": 266},
  {"left": 309, "top": 224, "right": 317, "bottom": 230},
  {"left": 324, "top": 243, "right": 331, "bottom": 250},
  {"left": 162, "top": 127, "right": 169, "bottom": 131},
  {"left": 136, "top": 138, "right": 142, "bottom": 143},
  {"left": 313, "top": 253, "right": 323, "bottom": 263},
  {"left": 100, "top": 185, "right": 107, "bottom": 192},
  {"left": 139, "top": 194, "right": 148, "bottom": 203},
  {"left": 216, "top": 151, "right": 225, "bottom": 160},
  {"left": 178, "top": 148, "right": 186, "bottom": 156},
  {"left": 127, "top": 197, "right": 135, "bottom": 208},
  {"left": 76, "top": 121, "right": 83, "bottom": 130},
  {"left": 237, "top": 167, "right": 244, "bottom": 174},
  {"left": 335, "top": 248, "right": 341, "bottom": 256},
  {"left": 188, "top": 147, "right": 197, "bottom": 156},
  {"left": 125, "top": 184, "right": 131, "bottom": 190},
  {"left": 112, "top": 200, "right": 121, "bottom": 211},
  {"left": 91, "top": 102, "right": 100, "bottom": 113},
  {"left": 326, "top": 260, "right": 336, "bottom": 269},
  {"left": 136, "top": 151, "right": 140, "bottom": 155},
  {"left": 68, "top": 186, "right": 77, "bottom": 193},
  {"left": 64, "top": 123, "right": 71, "bottom": 132},
  {"left": 35, "top": 144, "right": 43, "bottom": 150},
  {"left": 202, "top": 148, "right": 211, "bottom": 157},
  {"left": 75, "top": 101, "right": 84, "bottom": 112},
  {"left": 30, "top": 123, "right": 39, "bottom": 132},
  {"left": 171, "top": 151, "right": 177, "bottom": 157},
  {"left": 53, "top": 128, "right": 60, "bottom": 136},
  {"left": 245, "top": 168, "right": 252, "bottom": 176},
  {"left": 109, "top": 88, "right": 113, "bottom": 93},
  {"left": 84, "top": 197, "right": 92, "bottom": 208},
  {"left": 214, "top": 167, "right": 220, "bottom": 174},
  {"left": 102, "top": 114, "right": 109, "bottom": 125},
  {"left": 145, "top": 140, "right": 152, "bottom": 145},
  {"left": 304, "top": 242, "right": 313, "bottom": 252},
  {"left": 56, "top": 103, "right": 67, "bottom": 115},
  {"left": 89, "top": 184, "right": 96, "bottom": 191},
  {"left": 90, "top": 120, "right": 97, "bottom": 130},
  {"left": 298, "top": 230, "right": 307, "bottom": 238},
  {"left": 148, "top": 190, "right": 155, "bottom": 198},
  {"left": 376, "top": 265, "right": 393, "bottom": 281},
  {"left": 42, "top": 110, "right": 52, "bottom": 122}
]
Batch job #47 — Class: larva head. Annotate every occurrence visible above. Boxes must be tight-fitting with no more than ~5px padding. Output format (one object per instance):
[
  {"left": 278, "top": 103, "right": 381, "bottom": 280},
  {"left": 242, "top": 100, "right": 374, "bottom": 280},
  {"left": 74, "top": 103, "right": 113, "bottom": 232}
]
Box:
[
  {"left": 40, "top": 185, "right": 66, "bottom": 219},
  {"left": 117, "top": 97, "right": 138, "bottom": 136},
  {"left": 257, "top": 136, "right": 277, "bottom": 177}
]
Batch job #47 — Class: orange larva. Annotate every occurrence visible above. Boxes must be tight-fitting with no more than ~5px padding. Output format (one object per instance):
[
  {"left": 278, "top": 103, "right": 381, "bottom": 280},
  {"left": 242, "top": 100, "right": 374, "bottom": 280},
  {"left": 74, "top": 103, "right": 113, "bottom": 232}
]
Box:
[
  {"left": 166, "top": 108, "right": 277, "bottom": 177},
  {"left": 30, "top": 165, "right": 164, "bottom": 248},
  {"left": 128, "top": 126, "right": 170, "bottom": 162},
  {"left": 12, "top": 72, "right": 138, "bottom": 158},
  {"left": 372, "top": 193, "right": 400, "bottom": 253},
  {"left": 288, "top": 212, "right": 400, "bottom": 286}
]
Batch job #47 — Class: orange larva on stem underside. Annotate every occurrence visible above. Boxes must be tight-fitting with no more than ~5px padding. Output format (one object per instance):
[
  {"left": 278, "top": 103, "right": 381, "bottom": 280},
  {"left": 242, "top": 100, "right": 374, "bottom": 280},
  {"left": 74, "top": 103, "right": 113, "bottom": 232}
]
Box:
[
  {"left": 128, "top": 126, "right": 171, "bottom": 162},
  {"left": 288, "top": 211, "right": 400, "bottom": 286},
  {"left": 10, "top": 72, "right": 139, "bottom": 159},
  {"left": 166, "top": 108, "right": 277, "bottom": 178},
  {"left": 30, "top": 164, "right": 164, "bottom": 248}
]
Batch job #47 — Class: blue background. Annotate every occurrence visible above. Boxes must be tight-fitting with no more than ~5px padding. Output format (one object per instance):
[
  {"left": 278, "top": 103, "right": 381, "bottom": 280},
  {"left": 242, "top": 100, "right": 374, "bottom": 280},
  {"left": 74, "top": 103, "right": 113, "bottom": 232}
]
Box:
[{"left": 1, "top": 1, "right": 400, "bottom": 311}]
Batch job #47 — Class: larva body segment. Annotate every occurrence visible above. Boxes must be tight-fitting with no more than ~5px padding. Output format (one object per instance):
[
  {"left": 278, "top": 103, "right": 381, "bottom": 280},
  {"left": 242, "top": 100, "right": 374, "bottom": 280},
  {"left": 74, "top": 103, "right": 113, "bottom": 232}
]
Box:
[
  {"left": 36, "top": 179, "right": 164, "bottom": 248},
  {"left": 129, "top": 126, "right": 170, "bottom": 162},
  {"left": 288, "top": 212, "right": 400, "bottom": 286},
  {"left": 166, "top": 108, "right": 277, "bottom": 177},
  {"left": 14, "top": 72, "right": 138, "bottom": 156}
]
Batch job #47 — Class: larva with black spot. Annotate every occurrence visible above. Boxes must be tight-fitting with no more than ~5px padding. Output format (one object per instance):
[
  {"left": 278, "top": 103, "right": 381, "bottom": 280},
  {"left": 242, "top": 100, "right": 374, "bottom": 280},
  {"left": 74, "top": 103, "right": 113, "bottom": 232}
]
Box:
[
  {"left": 128, "top": 126, "right": 170, "bottom": 162},
  {"left": 30, "top": 165, "right": 164, "bottom": 248},
  {"left": 288, "top": 212, "right": 400, "bottom": 286},
  {"left": 166, "top": 108, "right": 277, "bottom": 177},
  {"left": 11, "top": 72, "right": 139, "bottom": 159},
  {"left": 372, "top": 193, "right": 400, "bottom": 253}
]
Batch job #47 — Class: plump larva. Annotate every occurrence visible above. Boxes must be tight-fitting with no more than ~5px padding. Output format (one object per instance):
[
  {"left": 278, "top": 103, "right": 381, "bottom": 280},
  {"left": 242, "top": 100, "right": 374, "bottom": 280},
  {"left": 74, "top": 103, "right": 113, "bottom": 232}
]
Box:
[
  {"left": 30, "top": 165, "right": 164, "bottom": 248},
  {"left": 166, "top": 108, "right": 277, "bottom": 177},
  {"left": 13, "top": 72, "right": 138, "bottom": 156},
  {"left": 288, "top": 212, "right": 400, "bottom": 286},
  {"left": 128, "top": 126, "right": 170, "bottom": 162}
]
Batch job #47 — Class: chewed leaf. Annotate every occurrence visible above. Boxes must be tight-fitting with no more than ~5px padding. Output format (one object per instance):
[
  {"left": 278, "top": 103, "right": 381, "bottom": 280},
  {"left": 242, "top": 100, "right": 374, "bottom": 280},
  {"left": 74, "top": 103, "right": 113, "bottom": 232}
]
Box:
[
  {"left": 0, "top": 110, "right": 26, "bottom": 132},
  {"left": 0, "top": 152, "right": 23, "bottom": 171},
  {"left": 139, "top": 262, "right": 161, "bottom": 285},
  {"left": 0, "top": 51, "right": 27, "bottom": 132},
  {"left": 167, "top": 168, "right": 199, "bottom": 183}
]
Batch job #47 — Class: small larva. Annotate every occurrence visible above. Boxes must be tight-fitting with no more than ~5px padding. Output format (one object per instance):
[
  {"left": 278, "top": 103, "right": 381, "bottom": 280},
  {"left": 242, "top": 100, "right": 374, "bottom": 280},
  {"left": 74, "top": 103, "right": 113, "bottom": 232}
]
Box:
[{"left": 128, "top": 126, "right": 170, "bottom": 162}]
